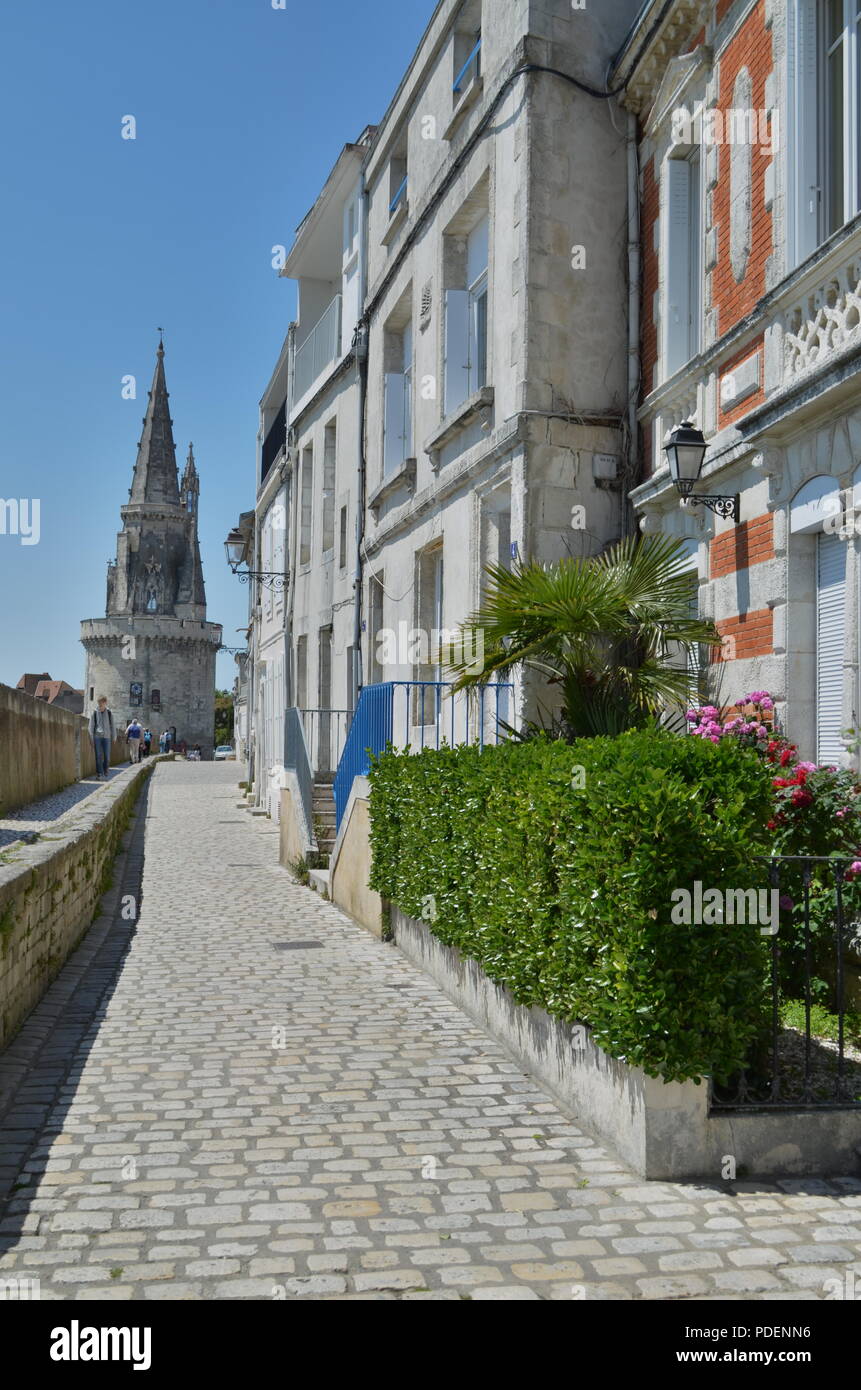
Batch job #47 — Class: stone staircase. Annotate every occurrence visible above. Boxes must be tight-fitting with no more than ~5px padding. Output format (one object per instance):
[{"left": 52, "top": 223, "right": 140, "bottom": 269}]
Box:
[{"left": 312, "top": 773, "right": 337, "bottom": 866}]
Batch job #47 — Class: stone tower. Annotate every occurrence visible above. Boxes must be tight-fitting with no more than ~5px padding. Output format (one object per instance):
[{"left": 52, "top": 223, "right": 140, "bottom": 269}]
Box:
[{"left": 81, "top": 341, "right": 222, "bottom": 755}]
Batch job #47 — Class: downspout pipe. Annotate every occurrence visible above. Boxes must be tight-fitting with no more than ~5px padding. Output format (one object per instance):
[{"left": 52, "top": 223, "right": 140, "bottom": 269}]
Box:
[
  {"left": 352, "top": 168, "right": 370, "bottom": 714},
  {"left": 625, "top": 108, "right": 641, "bottom": 538}
]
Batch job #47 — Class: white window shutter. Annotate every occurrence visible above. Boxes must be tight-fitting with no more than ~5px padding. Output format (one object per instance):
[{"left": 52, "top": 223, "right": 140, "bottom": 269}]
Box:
[
  {"left": 467, "top": 216, "right": 489, "bottom": 286},
  {"left": 792, "top": 0, "right": 820, "bottom": 264},
  {"left": 384, "top": 372, "right": 404, "bottom": 475},
  {"left": 444, "top": 288, "right": 470, "bottom": 414},
  {"left": 664, "top": 159, "right": 691, "bottom": 378},
  {"left": 817, "top": 532, "right": 847, "bottom": 764}
]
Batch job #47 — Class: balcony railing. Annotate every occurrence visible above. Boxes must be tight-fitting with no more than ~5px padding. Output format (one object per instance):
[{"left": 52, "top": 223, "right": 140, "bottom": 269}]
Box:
[
  {"left": 453, "top": 36, "right": 481, "bottom": 94},
  {"left": 300, "top": 708, "right": 353, "bottom": 775},
  {"left": 389, "top": 176, "right": 408, "bottom": 216},
  {"left": 261, "top": 400, "right": 286, "bottom": 484},
  {"left": 293, "top": 295, "right": 342, "bottom": 405},
  {"left": 333, "top": 679, "right": 513, "bottom": 829}
]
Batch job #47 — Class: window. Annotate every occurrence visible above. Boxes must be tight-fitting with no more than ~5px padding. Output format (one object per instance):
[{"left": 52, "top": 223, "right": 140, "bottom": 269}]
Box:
[
  {"left": 369, "top": 573, "right": 385, "bottom": 684},
  {"left": 384, "top": 319, "right": 413, "bottom": 474},
  {"left": 444, "top": 214, "right": 489, "bottom": 413},
  {"left": 792, "top": 0, "right": 861, "bottom": 259},
  {"left": 823, "top": 0, "right": 861, "bottom": 235},
  {"left": 262, "top": 512, "right": 274, "bottom": 618},
  {"left": 817, "top": 531, "right": 847, "bottom": 763},
  {"left": 339, "top": 504, "right": 348, "bottom": 571},
  {"left": 344, "top": 197, "right": 359, "bottom": 261},
  {"left": 388, "top": 145, "right": 408, "bottom": 218},
  {"left": 296, "top": 636, "right": 308, "bottom": 710},
  {"left": 151, "top": 689, "right": 161, "bottom": 711},
  {"left": 480, "top": 486, "right": 511, "bottom": 600},
  {"left": 318, "top": 627, "right": 334, "bottom": 770},
  {"left": 322, "top": 423, "right": 336, "bottom": 554},
  {"left": 453, "top": 27, "right": 481, "bottom": 98},
  {"left": 300, "top": 445, "right": 313, "bottom": 566},
  {"left": 89, "top": 686, "right": 94, "bottom": 702},
  {"left": 415, "top": 545, "right": 444, "bottom": 725},
  {"left": 272, "top": 490, "right": 286, "bottom": 607},
  {"left": 663, "top": 152, "right": 701, "bottom": 378},
  {"left": 129, "top": 682, "right": 142, "bottom": 707}
]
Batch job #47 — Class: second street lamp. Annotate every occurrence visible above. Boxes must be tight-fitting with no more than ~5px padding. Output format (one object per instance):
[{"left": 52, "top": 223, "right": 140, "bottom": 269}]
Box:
[
  {"left": 664, "top": 421, "right": 740, "bottom": 522},
  {"left": 223, "top": 529, "right": 288, "bottom": 591}
]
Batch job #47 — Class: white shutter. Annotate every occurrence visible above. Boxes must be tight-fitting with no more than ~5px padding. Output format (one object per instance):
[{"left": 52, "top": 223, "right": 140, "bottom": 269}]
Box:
[
  {"left": 383, "top": 372, "right": 404, "bottom": 475},
  {"left": 664, "top": 158, "right": 691, "bottom": 378},
  {"left": 817, "top": 533, "right": 847, "bottom": 764},
  {"left": 467, "top": 216, "right": 489, "bottom": 286},
  {"left": 791, "top": 0, "right": 820, "bottom": 264},
  {"left": 444, "top": 289, "right": 470, "bottom": 414}
]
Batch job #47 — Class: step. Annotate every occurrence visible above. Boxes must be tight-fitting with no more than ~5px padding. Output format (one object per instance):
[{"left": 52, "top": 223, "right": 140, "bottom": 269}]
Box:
[{"left": 308, "top": 868, "right": 331, "bottom": 896}]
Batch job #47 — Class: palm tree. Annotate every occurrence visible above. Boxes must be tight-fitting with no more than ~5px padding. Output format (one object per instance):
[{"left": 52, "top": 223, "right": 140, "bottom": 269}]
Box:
[{"left": 448, "top": 535, "right": 721, "bottom": 739}]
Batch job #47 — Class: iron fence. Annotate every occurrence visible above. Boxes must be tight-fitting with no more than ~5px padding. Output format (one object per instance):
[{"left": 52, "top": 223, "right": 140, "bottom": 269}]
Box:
[{"left": 711, "top": 854, "right": 861, "bottom": 1111}]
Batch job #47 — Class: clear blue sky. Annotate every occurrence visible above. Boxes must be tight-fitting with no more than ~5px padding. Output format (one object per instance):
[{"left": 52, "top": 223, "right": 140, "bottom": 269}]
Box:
[{"left": 0, "top": 0, "right": 430, "bottom": 693}]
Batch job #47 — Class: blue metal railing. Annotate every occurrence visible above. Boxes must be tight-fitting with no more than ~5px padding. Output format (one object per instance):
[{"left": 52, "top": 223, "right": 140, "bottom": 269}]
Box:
[
  {"left": 284, "top": 707, "right": 315, "bottom": 849},
  {"left": 389, "top": 175, "right": 408, "bottom": 216},
  {"left": 453, "top": 37, "right": 482, "bottom": 94},
  {"left": 333, "top": 679, "right": 513, "bottom": 829}
]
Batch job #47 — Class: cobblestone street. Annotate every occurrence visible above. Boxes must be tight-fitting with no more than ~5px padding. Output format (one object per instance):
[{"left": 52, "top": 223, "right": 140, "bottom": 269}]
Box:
[{"left": 0, "top": 761, "right": 860, "bottom": 1302}]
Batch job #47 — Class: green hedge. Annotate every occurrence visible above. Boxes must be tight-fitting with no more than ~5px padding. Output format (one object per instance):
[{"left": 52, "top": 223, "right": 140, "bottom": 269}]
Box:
[{"left": 369, "top": 730, "right": 775, "bottom": 1084}]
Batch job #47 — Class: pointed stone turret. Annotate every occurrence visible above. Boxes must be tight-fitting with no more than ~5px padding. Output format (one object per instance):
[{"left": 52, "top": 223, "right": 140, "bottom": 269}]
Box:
[
  {"left": 129, "top": 340, "right": 181, "bottom": 508},
  {"left": 81, "top": 337, "right": 222, "bottom": 756},
  {"left": 180, "top": 442, "right": 200, "bottom": 515}
]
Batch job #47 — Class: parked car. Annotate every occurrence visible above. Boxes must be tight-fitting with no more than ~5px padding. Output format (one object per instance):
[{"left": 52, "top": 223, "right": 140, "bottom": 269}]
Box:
[{"left": 214, "top": 745, "right": 234, "bottom": 761}]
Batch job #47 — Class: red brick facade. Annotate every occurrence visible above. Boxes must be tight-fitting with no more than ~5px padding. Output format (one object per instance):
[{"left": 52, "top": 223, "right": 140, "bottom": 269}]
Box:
[
  {"left": 710, "top": 513, "right": 774, "bottom": 578},
  {"left": 710, "top": 1, "right": 775, "bottom": 334},
  {"left": 638, "top": 1, "right": 776, "bottom": 479},
  {"left": 714, "top": 607, "right": 774, "bottom": 660}
]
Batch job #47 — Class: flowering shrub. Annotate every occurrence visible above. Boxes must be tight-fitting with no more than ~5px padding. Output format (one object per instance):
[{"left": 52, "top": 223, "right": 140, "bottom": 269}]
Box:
[{"left": 686, "top": 691, "right": 861, "bottom": 1000}]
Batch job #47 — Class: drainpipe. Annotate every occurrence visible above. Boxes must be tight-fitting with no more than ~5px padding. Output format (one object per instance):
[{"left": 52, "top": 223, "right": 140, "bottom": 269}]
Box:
[
  {"left": 351, "top": 169, "right": 370, "bottom": 714},
  {"left": 625, "top": 107, "right": 642, "bottom": 538}
]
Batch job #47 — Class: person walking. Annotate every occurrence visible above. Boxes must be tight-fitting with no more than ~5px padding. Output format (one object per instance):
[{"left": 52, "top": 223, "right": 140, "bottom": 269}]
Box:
[
  {"left": 143, "top": 728, "right": 152, "bottom": 758},
  {"left": 89, "top": 697, "right": 115, "bottom": 780},
  {"left": 126, "top": 717, "right": 143, "bottom": 763},
  {"left": 158, "top": 730, "right": 167, "bottom": 754}
]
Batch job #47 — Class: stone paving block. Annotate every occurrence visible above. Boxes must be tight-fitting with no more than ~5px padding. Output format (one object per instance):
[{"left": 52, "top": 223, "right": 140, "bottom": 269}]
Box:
[{"left": 0, "top": 763, "right": 857, "bottom": 1302}]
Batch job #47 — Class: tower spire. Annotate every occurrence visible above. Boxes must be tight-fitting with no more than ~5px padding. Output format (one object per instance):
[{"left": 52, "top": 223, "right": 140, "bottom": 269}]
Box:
[{"left": 129, "top": 339, "right": 180, "bottom": 506}]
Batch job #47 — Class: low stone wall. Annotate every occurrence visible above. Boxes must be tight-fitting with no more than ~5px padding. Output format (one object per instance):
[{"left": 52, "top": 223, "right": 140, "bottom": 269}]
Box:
[
  {"left": 329, "top": 777, "right": 383, "bottom": 937},
  {"left": 279, "top": 775, "right": 313, "bottom": 869},
  {"left": 391, "top": 907, "right": 861, "bottom": 1181},
  {"left": 0, "top": 761, "right": 152, "bottom": 1051},
  {"left": 0, "top": 683, "right": 126, "bottom": 815}
]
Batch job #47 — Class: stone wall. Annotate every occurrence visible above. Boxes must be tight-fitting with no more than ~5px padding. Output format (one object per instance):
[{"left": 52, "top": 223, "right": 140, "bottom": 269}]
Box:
[
  {"left": 81, "top": 615, "right": 221, "bottom": 759},
  {"left": 0, "top": 761, "right": 152, "bottom": 1051},
  {"left": 391, "top": 906, "right": 861, "bottom": 1180},
  {"left": 0, "top": 683, "right": 126, "bottom": 817}
]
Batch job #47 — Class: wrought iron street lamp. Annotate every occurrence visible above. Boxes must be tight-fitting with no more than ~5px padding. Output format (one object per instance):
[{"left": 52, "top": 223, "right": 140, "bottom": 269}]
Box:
[
  {"left": 664, "top": 421, "right": 739, "bottom": 522},
  {"left": 224, "top": 528, "right": 287, "bottom": 591}
]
